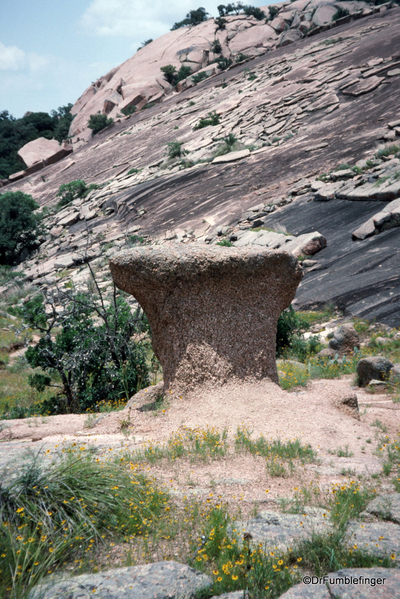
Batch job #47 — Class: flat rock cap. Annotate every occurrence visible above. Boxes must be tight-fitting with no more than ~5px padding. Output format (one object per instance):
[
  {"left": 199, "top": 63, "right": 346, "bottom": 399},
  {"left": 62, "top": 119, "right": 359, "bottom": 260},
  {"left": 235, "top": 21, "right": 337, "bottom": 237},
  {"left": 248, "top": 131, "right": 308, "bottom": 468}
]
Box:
[{"left": 110, "top": 245, "right": 302, "bottom": 284}]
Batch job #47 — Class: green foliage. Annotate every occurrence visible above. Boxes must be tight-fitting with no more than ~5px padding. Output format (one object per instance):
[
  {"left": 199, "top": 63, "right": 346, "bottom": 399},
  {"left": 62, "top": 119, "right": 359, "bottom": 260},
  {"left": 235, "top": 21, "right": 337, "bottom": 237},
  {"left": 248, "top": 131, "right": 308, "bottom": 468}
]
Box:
[
  {"left": 243, "top": 5, "right": 265, "bottom": 20},
  {"left": 87, "top": 113, "right": 114, "bottom": 134},
  {"left": 56, "top": 179, "right": 98, "bottom": 208},
  {"left": 22, "top": 288, "right": 149, "bottom": 413},
  {"left": 211, "top": 39, "right": 222, "bottom": 54},
  {"left": 375, "top": 144, "right": 400, "bottom": 159},
  {"left": 217, "top": 3, "right": 245, "bottom": 16},
  {"left": 235, "top": 52, "right": 250, "bottom": 62},
  {"left": 166, "top": 141, "right": 187, "bottom": 159},
  {"left": 215, "top": 16, "right": 227, "bottom": 30},
  {"left": 193, "top": 111, "right": 221, "bottom": 130},
  {"left": 171, "top": 7, "right": 209, "bottom": 30},
  {"left": 333, "top": 6, "right": 350, "bottom": 20},
  {"left": 0, "top": 191, "right": 42, "bottom": 265},
  {"left": 120, "top": 104, "right": 136, "bottom": 116},
  {"left": 0, "top": 105, "right": 73, "bottom": 179},
  {"left": 127, "top": 168, "right": 141, "bottom": 175},
  {"left": 268, "top": 5, "right": 279, "bottom": 19},
  {"left": 276, "top": 306, "right": 310, "bottom": 357},
  {"left": 235, "top": 426, "right": 317, "bottom": 462},
  {"left": 216, "top": 56, "right": 232, "bottom": 70},
  {"left": 160, "top": 65, "right": 192, "bottom": 86},
  {"left": 213, "top": 133, "right": 239, "bottom": 157},
  {"left": 216, "top": 239, "right": 233, "bottom": 247},
  {"left": 0, "top": 448, "right": 167, "bottom": 597},
  {"left": 192, "top": 71, "right": 209, "bottom": 84},
  {"left": 137, "top": 38, "right": 153, "bottom": 51}
]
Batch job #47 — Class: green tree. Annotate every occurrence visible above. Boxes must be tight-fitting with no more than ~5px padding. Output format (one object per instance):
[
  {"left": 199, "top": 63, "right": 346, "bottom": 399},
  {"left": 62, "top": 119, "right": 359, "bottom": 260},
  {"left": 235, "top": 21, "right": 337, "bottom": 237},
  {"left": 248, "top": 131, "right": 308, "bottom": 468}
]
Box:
[
  {"left": 160, "top": 65, "right": 192, "bottom": 86},
  {"left": 0, "top": 191, "right": 42, "bottom": 265},
  {"left": 56, "top": 179, "right": 98, "bottom": 208},
  {"left": 171, "top": 7, "right": 209, "bottom": 29},
  {"left": 88, "top": 113, "right": 114, "bottom": 134},
  {"left": 23, "top": 282, "right": 149, "bottom": 413}
]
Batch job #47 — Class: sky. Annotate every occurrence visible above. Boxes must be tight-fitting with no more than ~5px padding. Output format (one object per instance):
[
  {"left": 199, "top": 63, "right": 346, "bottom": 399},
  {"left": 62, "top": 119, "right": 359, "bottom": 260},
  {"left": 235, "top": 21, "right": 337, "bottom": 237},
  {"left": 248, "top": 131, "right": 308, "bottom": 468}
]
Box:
[{"left": 0, "top": 0, "right": 271, "bottom": 118}]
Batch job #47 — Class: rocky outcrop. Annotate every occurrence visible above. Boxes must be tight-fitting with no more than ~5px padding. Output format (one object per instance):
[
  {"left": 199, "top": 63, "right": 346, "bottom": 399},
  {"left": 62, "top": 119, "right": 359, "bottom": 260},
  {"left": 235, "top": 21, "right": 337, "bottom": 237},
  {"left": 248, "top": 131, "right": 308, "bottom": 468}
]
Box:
[
  {"left": 326, "top": 323, "right": 360, "bottom": 356},
  {"left": 109, "top": 246, "right": 302, "bottom": 395},
  {"left": 68, "top": 1, "right": 394, "bottom": 142},
  {"left": 29, "top": 561, "right": 212, "bottom": 599},
  {"left": 18, "top": 138, "right": 72, "bottom": 170},
  {"left": 357, "top": 356, "right": 394, "bottom": 386}
]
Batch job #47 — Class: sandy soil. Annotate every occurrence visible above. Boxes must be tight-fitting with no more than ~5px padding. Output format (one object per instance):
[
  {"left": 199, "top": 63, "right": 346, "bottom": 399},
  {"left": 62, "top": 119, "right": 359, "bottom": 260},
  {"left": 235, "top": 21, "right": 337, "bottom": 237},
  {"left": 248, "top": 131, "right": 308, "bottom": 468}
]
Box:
[{"left": 1, "top": 376, "right": 398, "bottom": 515}]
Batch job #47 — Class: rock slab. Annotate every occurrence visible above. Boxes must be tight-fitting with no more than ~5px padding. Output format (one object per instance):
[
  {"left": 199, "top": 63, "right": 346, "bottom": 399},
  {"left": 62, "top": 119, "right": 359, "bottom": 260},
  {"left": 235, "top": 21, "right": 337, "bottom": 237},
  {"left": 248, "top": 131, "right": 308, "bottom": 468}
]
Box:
[
  {"left": 109, "top": 246, "right": 302, "bottom": 395},
  {"left": 29, "top": 561, "right": 212, "bottom": 599}
]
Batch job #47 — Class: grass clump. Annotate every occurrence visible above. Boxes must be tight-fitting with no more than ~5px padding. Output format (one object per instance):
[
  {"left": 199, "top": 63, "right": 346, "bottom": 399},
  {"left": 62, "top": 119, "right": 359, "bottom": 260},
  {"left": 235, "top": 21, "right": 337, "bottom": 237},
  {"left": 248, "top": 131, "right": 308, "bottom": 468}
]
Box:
[
  {"left": 166, "top": 140, "right": 187, "bottom": 159},
  {"left": 213, "top": 134, "right": 240, "bottom": 157},
  {"left": 375, "top": 144, "right": 400, "bottom": 159},
  {"left": 194, "top": 111, "right": 220, "bottom": 130},
  {"left": 133, "top": 426, "right": 229, "bottom": 465},
  {"left": 216, "top": 239, "right": 233, "bottom": 247},
  {"left": 234, "top": 426, "right": 317, "bottom": 464},
  {"left": 56, "top": 180, "right": 99, "bottom": 208},
  {"left": 0, "top": 447, "right": 167, "bottom": 598}
]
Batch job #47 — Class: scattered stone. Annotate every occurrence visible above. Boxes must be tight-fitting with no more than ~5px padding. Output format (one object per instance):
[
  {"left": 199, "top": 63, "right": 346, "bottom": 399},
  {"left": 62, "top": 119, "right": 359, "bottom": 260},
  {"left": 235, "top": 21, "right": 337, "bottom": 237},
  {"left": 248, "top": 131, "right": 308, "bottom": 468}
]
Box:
[
  {"left": 342, "top": 75, "right": 383, "bottom": 96},
  {"left": 29, "top": 561, "right": 212, "bottom": 599},
  {"left": 109, "top": 246, "right": 302, "bottom": 395},
  {"left": 356, "top": 356, "right": 394, "bottom": 387},
  {"left": 328, "top": 323, "right": 360, "bottom": 355},
  {"left": 304, "top": 142, "right": 329, "bottom": 152}
]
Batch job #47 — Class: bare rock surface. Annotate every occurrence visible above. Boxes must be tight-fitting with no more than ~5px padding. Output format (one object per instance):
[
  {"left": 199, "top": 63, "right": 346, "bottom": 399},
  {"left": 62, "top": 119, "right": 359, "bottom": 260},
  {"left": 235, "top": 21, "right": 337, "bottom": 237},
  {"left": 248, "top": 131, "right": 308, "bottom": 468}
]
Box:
[
  {"left": 29, "top": 561, "right": 212, "bottom": 599},
  {"left": 361, "top": 493, "right": 400, "bottom": 524},
  {"left": 327, "top": 323, "right": 360, "bottom": 355},
  {"left": 110, "top": 246, "right": 302, "bottom": 395}
]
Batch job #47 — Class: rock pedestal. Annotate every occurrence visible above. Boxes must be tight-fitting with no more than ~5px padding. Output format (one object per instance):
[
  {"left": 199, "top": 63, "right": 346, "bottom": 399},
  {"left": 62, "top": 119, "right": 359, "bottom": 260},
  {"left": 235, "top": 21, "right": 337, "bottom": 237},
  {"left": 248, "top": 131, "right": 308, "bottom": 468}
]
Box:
[{"left": 109, "top": 246, "right": 302, "bottom": 395}]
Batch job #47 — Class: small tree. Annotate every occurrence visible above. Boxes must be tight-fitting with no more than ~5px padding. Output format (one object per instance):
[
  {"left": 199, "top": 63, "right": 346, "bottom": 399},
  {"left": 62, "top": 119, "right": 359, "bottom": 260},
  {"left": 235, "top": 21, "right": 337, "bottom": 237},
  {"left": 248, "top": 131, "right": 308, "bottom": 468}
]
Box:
[
  {"left": 171, "top": 7, "right": 209, "bottom": 29},
  {"left": 88, "top": 113, "right": 114, "bottom": 134},
  {"left": 0, "top": 191, "right": 42, "bottom": 265},
  {"left": 22, "top": 276, "right": 149, "bottom": 414},
  {"left": 243, "top": 6, "right": 265, "bottom": 20},
  {"left": 160, "top": 65, "right": 192, "bottom": 86},
  {"left": 56, "top": 179, "right": 99, "bottom": 208}
]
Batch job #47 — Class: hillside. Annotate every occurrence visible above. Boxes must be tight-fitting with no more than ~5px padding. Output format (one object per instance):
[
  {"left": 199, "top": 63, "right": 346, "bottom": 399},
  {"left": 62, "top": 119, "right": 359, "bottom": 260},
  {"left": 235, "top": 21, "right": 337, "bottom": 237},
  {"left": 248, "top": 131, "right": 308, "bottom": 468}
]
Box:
[{"left": 2, "top": 3, "right": 400, "bottom": 327}]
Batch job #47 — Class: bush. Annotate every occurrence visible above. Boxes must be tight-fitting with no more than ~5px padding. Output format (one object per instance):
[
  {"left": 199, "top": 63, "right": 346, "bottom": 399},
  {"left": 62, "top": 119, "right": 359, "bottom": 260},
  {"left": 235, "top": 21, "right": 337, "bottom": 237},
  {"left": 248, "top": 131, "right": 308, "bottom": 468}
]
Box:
[
  {"left": 243, "top": 5, "right": 265, "bottom": 20},
  {"left": 216, "top": 56, "right": 232, "bottom": 70},
  {"left": 160, "top": 65, "right": 192, "bottom": 86},
  {"left": 235, "top": 52, "right": 250, "bottom": 62},
  {"left": 268, "top": 5, "right": 279, "bottom": 19},
  {"left": 87, "top": 113, "right": 114, "bottom": 134},
  {"left": 137, "top": 38, "right": 153, "bottom": 51},
  {"left": 22, "top": 285, "right": 149, "bottom": 413},
  {"left": 166, "top": 141, "right": 187, "bottom": 159},
  {"left": 194, "top": 111, "right": 221, "bottom": 130},
  {"left": 171, "top": 7, "right": 209, "bottom": 30},
  {"left": 192, "top": 71, "right": 209, "bottom": 84},
  {"left": 333, "top": 6, "right": 350, "bottom": 20},
  {"left": 120, "top": 104, "right": 136, "bottom": 116},
  {"left": 56, "top": 179, "right": 98, "bottom": 208},
  {"left": 276, "top": 306, "right": 321, "bottom": 360},
  {"left": 211, "top": 39, "right": 222, "bottom": 54},
  {"left": 215, "top": 16, "right": 227, "bottom": 30},
  {"left": 0, "top": 191, "right": 42, "bottom": 265}
]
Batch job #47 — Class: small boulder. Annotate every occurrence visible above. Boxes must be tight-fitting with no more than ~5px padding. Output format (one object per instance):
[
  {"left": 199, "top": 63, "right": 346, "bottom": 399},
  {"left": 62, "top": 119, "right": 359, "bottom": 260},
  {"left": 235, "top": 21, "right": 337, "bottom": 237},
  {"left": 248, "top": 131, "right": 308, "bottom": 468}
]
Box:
[
  {"left": 328, "top": 324, "right": 360, "bottom": 355},
  {"left": 357, "top": 356, "right": 394, "bottom": 387}
]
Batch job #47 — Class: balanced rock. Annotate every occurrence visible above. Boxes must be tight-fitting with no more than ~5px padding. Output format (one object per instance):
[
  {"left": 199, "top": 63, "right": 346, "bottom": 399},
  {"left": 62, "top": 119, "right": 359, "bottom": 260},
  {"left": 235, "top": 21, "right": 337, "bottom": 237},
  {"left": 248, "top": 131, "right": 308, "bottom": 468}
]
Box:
[
  {"left": 109, "top": 246, "right": 302, "bottom": 395},
  {"left": 357, "top": 356, "right": 394, "bottom": 387}
]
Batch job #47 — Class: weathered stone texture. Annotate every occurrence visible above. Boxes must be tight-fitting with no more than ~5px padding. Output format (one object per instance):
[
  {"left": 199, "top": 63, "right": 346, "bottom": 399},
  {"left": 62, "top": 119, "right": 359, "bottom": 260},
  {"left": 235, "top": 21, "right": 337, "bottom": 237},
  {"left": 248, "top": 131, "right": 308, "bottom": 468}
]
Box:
[{"left": 110, "top": 246, "right": 302, "bottom": 394}]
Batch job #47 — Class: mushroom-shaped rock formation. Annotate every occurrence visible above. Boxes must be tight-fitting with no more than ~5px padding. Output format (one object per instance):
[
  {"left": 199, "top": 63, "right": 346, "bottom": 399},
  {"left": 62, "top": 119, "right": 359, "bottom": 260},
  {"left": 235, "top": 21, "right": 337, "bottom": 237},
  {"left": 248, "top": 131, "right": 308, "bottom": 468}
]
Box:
[{"left": 109, "top": 246, "right": 302, "bottom": 396}]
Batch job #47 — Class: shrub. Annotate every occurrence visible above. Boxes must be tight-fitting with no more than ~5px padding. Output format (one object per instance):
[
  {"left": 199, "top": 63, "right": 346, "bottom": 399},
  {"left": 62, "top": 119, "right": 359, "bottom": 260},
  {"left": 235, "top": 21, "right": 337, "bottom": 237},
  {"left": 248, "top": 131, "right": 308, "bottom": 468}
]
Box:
[
  {"left": 22, "top": 284, "right": 149, "bottom": 413},
  {"left": 56, "top": 179, "right": 98, "bottom": 208},
  {"left": 120, "top": 104, "right": 136, "bottom": 116},
  {"left": 0, "top": 191, "right": 42, "bottom": 265},
  {"left": 235, "top": 52, "right": 250, "bottom": 62},
  {"left": 87, "top": 113, "right": 114, "bottom": 134},
  {"left": 333, "top": 6, "right": 350, "bottom": 20},
  {"left": 166, "top": 141, "right": 187, "bottom": 159},
  {"left": 215, "top": 16, "right": 227, "bottom": 29},
  {"left": 216, "top": 56, "right": 232, "bottom": 70},
  {"left": 268, "top": 5, "right": 279, "bottom": 19},
  {"left": 193, "top": 111, "right": 221, "bottom": 130},
  {"left": 160, "top": 65, "right": 192, "bottom": 86},
  {"left": 214, "top": 133, "right": 239, "bottom": 157},
  {"left": 137, "top": 38, "right": 153, "bottom": 51},
  {"left": 192, "top": 71, "right": 209, "bottom": 84},
  {"left": 171, "top": 7, "right": 209, "bottom": 30},
  {"left": 211, "top": 39, "right": 222, "bottom": 54},
  {"left": 243, "top": 5, "right": 266, "bottom": 20},
  {"left": 216, "top": 239, "right": 233, "bottom": 247}
]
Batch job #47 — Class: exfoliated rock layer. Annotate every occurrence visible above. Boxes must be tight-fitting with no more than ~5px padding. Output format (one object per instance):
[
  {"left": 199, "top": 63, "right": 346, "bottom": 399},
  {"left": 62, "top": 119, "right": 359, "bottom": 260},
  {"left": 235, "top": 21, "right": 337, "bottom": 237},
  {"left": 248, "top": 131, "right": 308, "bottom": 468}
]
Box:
[{"left": 109, "top": 246, "right": 302, "bottom": 394}]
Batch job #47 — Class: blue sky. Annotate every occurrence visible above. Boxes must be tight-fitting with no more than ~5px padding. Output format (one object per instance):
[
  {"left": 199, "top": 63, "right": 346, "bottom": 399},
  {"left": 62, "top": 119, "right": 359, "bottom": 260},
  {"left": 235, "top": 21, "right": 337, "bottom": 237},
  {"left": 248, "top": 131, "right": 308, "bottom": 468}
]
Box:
[{"left": 0, "top": 1, "right": 271, "bottom": 118}]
